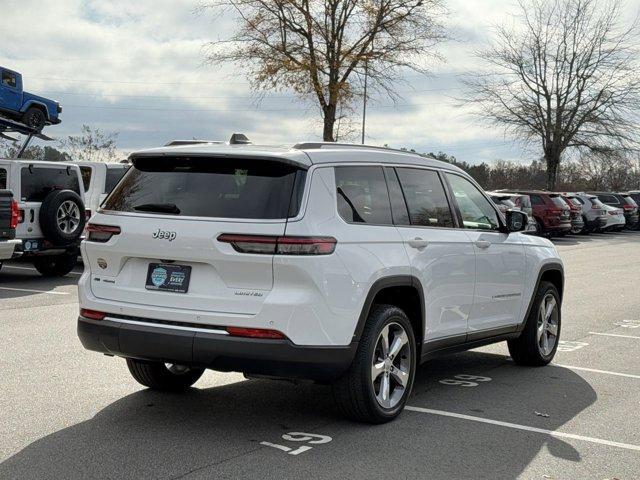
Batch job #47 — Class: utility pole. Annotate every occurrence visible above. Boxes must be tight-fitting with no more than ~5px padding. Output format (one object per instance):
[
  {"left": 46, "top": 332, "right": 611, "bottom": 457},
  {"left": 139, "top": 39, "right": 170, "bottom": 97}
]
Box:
[{"left": 361, "top": 58, "right": 368, "bottom": 145}]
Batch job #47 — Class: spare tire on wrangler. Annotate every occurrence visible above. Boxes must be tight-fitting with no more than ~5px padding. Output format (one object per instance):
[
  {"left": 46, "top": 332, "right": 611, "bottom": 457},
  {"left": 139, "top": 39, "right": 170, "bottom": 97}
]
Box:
[{"left": 39, "top": 190, "right": 86, "bottom": 246}]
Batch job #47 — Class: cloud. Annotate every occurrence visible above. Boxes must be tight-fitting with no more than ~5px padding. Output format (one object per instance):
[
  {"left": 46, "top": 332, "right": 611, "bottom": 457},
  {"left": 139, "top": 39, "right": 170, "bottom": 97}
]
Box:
[{"left": 1, "top": 0, "right": 637, "bottom": 164}]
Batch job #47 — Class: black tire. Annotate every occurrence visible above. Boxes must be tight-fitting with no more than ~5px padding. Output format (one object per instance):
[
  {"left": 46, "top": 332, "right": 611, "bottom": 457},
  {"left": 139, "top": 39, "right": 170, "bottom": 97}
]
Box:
[
  {"left": 126, "top": 359, "right": 204, "bottom": 391},
  {"left": 22, "top": 107, "right": 47, "bottom": 131},
  {"left": 33, "top": 253, "right": 77, "bottom": 277},
  {"left": 39, "top": 190, "right": 85, "bottom": 246},
  {"left": 332, "top": 304, "right": 417, "bottom": 423},
  {"left": 508, "top": 281, "right": 561, "bottom": 366}
]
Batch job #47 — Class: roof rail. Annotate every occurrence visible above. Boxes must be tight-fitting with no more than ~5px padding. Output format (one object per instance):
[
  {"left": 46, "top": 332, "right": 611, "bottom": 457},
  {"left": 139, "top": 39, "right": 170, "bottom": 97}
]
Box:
[
  {"left": 293, "top": 142, "right": 422, "bottom": 156},
  {"left": 164, "top": 139, "right": 224, "bottom": 147}
]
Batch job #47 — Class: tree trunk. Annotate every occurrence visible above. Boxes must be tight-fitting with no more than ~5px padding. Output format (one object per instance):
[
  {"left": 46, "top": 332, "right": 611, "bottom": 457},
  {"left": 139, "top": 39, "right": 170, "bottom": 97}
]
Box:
[
  {"left": 322, "top": 104, "right": 337, "bottom": 142},
  {"left": 544, "top": 152, "right": 560, "bottom": 190}
]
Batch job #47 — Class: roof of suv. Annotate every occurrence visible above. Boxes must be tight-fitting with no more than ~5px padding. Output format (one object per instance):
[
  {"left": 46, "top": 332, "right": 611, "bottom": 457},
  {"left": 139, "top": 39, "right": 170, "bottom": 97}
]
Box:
[
  {"left": 128, "top": 142, "right": 466, "bottom": 174},
  {"left": 0, "top": 159, "right": 81, "bottom": 168}
]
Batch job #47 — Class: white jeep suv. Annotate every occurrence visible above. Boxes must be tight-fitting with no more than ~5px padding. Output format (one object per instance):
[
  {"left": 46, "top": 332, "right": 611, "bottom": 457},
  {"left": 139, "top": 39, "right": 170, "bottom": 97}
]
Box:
[{"left": 78, "top": 141, "right": 564, "bottom": 423}]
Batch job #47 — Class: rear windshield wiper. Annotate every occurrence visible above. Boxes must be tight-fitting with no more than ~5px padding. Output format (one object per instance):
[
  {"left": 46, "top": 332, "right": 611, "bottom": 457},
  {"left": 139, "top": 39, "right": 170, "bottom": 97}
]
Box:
[{"left": 133, "top": 203, "right": 181, "bottom": 214}]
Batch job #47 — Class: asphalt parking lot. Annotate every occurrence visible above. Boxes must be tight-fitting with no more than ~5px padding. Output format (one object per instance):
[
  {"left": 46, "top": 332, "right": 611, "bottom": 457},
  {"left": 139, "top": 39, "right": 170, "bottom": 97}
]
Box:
[{"left": 1, "top": 232, "right": 639, "bottom": 480}]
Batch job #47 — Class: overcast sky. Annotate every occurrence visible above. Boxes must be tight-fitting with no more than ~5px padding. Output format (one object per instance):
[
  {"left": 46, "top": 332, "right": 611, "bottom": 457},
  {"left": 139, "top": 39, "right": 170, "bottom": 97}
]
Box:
[{"left": 1, "top": 0, "right": 637, "bottom": 164}]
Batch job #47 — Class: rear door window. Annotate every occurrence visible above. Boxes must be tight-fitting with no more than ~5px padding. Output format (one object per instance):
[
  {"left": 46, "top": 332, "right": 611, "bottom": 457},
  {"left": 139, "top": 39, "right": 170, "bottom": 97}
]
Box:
[
  {"left": 396, "top": 168, "right": 454, "bottom": 228},
  {"left": 104, "top": 166, "right": 129, "bottom": 194},
  {"left": 335, "top": 166, "right": 392, "bottom": 224},
  {"left": 104, "top": 157, "right": 304, "bottom": 219},
  {"left": 20, "top": 166, "right": 81, "bottom": 202}
]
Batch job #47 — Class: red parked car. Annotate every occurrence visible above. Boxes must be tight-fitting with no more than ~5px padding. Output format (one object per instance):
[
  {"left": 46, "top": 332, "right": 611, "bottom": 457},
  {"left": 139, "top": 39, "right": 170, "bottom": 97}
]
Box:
[
  {"left": 509, "top": 190, "right": 572, "bottom": 236},
  {"left": 561, "top": 194, "right": 585, "bottom": 234}
]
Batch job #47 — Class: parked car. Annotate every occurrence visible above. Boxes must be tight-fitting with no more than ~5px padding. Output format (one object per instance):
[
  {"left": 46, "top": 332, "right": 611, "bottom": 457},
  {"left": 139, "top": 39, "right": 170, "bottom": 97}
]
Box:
[
  {"left": 78, "top": 161, "right": 130, "bottom": 217},
  {"left": 588, "top": 192, "right": 639, "bottom": 230},
  {"left": 569, "top": 193, "right": 608, "bottom": 233},
  {"left": 628, "top": 191, "right": 640, "bottom": 230},
  {"left": 0, "top": 189, "right": 20, "bottom": 268},
  {"left": 506, "top": 190, "right": 571, "bottom": 236},
  {"left": 601, "top": 204, "right": 626, "bottom": 232},
  {"left": 0, "top": 159, "right": 86, "bottom": 275},
  {"left": 0, "top": 66, "right": 61, "bottom": 131},
  {"left": 78, "top": 139, "right": 564, "bottom": 424},
  {"left": 487, "top": 192, "right": 536, "bottom": 232},
  {"left": 560, "top": 194, "right": 585, "bottom": 234}
]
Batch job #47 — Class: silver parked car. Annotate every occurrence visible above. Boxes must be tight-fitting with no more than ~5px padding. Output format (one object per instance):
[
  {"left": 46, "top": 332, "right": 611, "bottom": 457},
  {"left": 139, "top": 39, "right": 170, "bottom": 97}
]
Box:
[{"left": 570, "top": 193, "right": 609, "bottom": 233}]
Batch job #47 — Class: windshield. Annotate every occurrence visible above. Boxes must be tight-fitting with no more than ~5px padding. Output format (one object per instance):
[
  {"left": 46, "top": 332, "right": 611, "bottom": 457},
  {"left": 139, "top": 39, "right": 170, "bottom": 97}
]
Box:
[{"left": 103, "top": 156, "right": 305, "bottom": 219}]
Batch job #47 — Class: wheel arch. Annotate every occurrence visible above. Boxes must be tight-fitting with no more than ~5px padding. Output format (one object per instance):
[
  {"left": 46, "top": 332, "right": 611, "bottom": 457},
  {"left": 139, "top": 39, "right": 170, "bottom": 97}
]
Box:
[
  {"left": 352, "top": 276, "right": 425, "bottom": 355},
  {"left": 22, "top": 101, "right": 50, "bottom": 120},
  {"left": 517, "top": 262, "right": 564, "bottom": 333}
]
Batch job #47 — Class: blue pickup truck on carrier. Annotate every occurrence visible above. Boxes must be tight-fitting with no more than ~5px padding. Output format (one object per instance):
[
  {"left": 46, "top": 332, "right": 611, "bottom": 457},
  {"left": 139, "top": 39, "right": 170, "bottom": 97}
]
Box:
[{"left": 0, "top": 66, "right": 61, "bottom": 132}]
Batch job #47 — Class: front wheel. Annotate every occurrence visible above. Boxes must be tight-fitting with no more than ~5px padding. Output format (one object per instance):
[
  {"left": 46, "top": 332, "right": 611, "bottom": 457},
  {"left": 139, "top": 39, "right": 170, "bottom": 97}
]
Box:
[
  {"left": 508, "top": 281, "right": 561, "bottom": 366},
  {"left": 332, "top": 304, "right": 416, "bottom": 423},
  {"left": 126, "top": 359, "right": 204, "bottom": 391},
  {"left": 22, "top": 107, "right": 47, "bottom": 131},
  {"left": 33, "top": 253, "right": 77, "bottom": 277}
]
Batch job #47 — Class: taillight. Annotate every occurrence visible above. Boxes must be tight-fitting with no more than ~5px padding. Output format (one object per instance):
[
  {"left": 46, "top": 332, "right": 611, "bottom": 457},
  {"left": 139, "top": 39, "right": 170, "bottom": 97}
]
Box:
[
  {"left": 622, "top": 204, "right": 636, "bottom": 211},
  {"left": 217, "top": 234, "right": 337, "bottom": 255},
  {"left": 226, "top": 326, "right": 286, "bottom": 339},
  {"left": 80, "top": 308, "right": 106, "bottom": 320},
  {"left": 10, "top": 200, "right": 19, "bottom": 229},
  {"left": 86, "top": 223, "right": 121, "bottom": 242}
]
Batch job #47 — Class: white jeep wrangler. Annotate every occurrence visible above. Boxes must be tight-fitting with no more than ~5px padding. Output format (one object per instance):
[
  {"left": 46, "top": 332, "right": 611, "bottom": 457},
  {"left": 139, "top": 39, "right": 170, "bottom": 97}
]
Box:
[
  {"left": 78, "top": 140, "right": 563, "bottom": 423},
  {"left": 0, "top": 159, "right": 86, "bottom": 276}
]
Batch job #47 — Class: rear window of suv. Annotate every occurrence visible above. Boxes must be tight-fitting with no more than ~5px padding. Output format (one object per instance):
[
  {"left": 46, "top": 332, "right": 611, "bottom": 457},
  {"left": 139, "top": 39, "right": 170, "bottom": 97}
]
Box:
[
  {"left": 20, "top": 166, "right": 81, "bottom": 202},
  {"left": 103, "top": 157, "right": 305, "bottom": 219}
]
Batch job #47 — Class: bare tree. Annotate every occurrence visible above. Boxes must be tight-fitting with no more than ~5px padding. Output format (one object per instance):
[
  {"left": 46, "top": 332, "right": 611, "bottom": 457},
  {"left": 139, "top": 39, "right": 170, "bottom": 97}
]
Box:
[
  {"left": 198, "top": 0, "right": 447, "bottom": 141},
  {"left": 60, "top": 125, "right": 119, "bottom": 163},
  {"left": 464, "top": 0, "right": 640, "bottom": 189}
]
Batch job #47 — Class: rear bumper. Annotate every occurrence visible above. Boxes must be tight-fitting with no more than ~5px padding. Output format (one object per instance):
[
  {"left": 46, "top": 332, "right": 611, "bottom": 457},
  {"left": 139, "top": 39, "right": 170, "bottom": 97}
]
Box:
[
  {"left": 0, "top": 239, "right": 20, "bottom": 260},
  {"left": 78, "top": 316, "right": 357, "bottom": 381}
]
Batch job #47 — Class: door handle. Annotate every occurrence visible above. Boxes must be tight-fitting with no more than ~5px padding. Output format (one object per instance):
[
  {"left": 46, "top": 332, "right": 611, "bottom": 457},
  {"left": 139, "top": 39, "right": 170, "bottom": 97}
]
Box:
[
  {"left": 408, "top": 237, "right": 429, "bottom": 249},
  {"left": 475, "top": 240, "right": 491, "bottom": 249}
]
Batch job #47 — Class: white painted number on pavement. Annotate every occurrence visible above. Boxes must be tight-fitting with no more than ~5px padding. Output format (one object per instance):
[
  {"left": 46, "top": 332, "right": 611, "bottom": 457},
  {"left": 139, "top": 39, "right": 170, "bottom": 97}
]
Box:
[
  {"left": 557, "top": 341, "right": 589, "bottom": 352},
  {"left": 439, "top": 374, "right": 492, "bottom": 387},
  {"left": 614, "top": 320, "right": 640, "bottom": 329},
  {"left": 261, "top": 432, "right": 332, "bottom": 456}
]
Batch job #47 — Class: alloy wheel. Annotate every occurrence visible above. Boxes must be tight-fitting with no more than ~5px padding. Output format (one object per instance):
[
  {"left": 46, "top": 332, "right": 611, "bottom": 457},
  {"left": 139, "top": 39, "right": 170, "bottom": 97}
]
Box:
[
  {"left": 56, "top": 200, "right": 81, "bottom": 234},
  {"left": 371, "top": 322, "right": 412, "bottom": 409},
  {"left": 537, "top": 293, "right": 559, "bottom": 356}
]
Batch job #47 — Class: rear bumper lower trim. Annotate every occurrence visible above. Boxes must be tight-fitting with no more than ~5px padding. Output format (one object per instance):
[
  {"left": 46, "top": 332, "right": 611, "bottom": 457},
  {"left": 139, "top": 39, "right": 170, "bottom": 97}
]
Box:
[{"left": 78, "top": 316, "right": 357, "bottom": 381}]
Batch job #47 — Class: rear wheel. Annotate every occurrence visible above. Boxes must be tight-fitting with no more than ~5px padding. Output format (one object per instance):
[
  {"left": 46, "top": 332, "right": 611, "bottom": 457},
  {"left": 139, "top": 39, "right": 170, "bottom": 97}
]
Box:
[
  {"left": 126, "top": 359, "right": 205, "bottom": 391},
  {"left": 508, "top": 281, "right": 561, "bottom": 366},
  {"left": 332, "top": 304, "right": 416, "bottom": 423},
  {"left": 33, "top": 253, "right": 77, "bottom": 277}
]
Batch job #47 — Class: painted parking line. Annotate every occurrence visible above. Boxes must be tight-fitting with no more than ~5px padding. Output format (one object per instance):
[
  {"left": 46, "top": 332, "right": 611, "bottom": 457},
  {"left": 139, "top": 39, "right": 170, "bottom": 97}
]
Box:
[
  {"left": 2, "top": 265, "right": 83, "bottom": 276},
  {"left": 405, "top": 406, "right": 640, "bottom": 452},
  {"left": 0, "top": 286, "right": 69, "bottom": 295},
  {"left": 588, "top": 332, "right": 640, "bottom": 340},
  {"left": 555, "top": 364, "right": 640, "bottom": 380}
]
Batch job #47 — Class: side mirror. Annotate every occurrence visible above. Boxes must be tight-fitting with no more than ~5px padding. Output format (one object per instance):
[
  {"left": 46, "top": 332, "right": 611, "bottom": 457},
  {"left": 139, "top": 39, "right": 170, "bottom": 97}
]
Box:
[{"left": 504, "top": 210, "right": 527, "bottom": 233}]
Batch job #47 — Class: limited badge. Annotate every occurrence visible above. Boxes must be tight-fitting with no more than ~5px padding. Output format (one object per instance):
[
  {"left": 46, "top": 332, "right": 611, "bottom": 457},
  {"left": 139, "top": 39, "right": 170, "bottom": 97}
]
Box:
[{"left": 150, "top": 267, "right": 168, "bottom": 287}]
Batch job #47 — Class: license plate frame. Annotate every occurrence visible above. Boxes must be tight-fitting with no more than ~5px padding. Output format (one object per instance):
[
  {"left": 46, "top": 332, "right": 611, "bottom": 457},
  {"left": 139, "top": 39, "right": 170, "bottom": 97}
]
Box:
[{"left": 145, "top": 263, "right": 191, "bottom": 293}]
